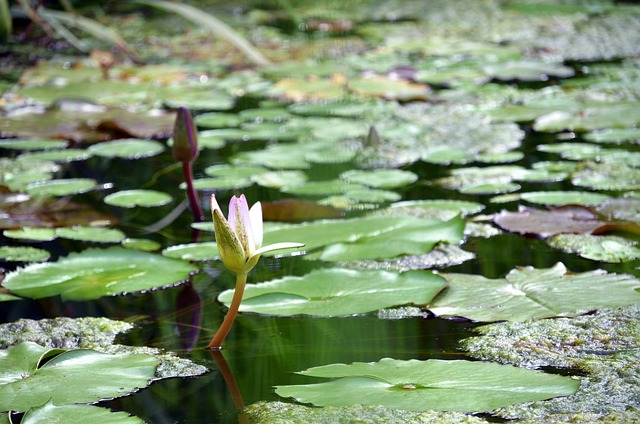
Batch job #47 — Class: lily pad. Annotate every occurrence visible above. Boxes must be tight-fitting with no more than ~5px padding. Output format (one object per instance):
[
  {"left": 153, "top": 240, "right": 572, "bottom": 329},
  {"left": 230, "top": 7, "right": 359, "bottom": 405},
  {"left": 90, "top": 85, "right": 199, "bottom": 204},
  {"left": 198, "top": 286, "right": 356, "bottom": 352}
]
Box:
[
  {"left": 20, "top": 403, "right": 144, "bottom": 424},
  {"left": 340, "top": 169, "right": 418, "bottom": 189},
  {"left": 204, "top": 164, "right": 267, "bottom": 179},
  {"left": 0, "top": 342, "right": 159, "bottom": 412},
  {"left": 281, "top": 180, "right": 366, "bottom": 197},
  {"left": 189, "top": 177, "right": 253, "bottom": 191},
  {"left": 430, "top": 263, "right": 640, "bottom": 322},
  {"left": 483, "top": 60, "right": 574, "bottom": 82},
  {"left": 275, "top": 358, "right": 579, "bottom": 412},
  {"left": 54, "top": 226, "right": 126, "bottom": 243},
  {"left": 0, "top": 293, "right": 20, "bottom": 302},
  {"left": 263, "top": 214, "right": 465, "bottom": 262},
  {"left": 162, "top": 242, "right": 219, "bottom": 262},
  {"left": 218, "top": 268, "right": 445, "bottom": 317},
  {"left": 195, "top": 112, "right": 242, "bottom": 129},
  {"left": 252, "top": 170, "right": 308, "bottom": 189},
  {"left": 508, "top": 191, "right": 611, "bottom": 207},
  {"left": 261, "top": 199, "right": 343, "bottom": 222},
  {"left": 548, "top": 234, "right": 640, "bottom": 263},
  {"left": 18, "top": 149, "right": 91, "bottom": 163},
  {"left": 87, "top": 139, "right": 165, "bottom": 159},
  {"left": 390, "top": 200, "right": 484, "bottom": 217},
  {"left": 0, "top": 139, "right": 68, "bottom": 151},
  {"left": 25, "top": 178, "right": 98, "bottom": 197},
  {"left": 121, "top": 238, "right": 161, "bottom": 252},
  {"left": 1, "top": 247, "right": 198, "bottom": 301},
  {"left": 492, "top": 205, "right": 636, "bottom": 238},
  {"left": 572, "top": 161, "right": 640, "bottom": 191},
  {"left": 3, "top": 227, "right": 57, "bottom": 241},
  {"left": 534, "top": 101, "right": 640, "bottom": 132},
  {"left": 104, "top": 190, "right": 173, "bottom": 208},
  {"left": 585, "top": 128, "right": 640, "bottom": 144},
  {"left": 344, "top": 189, "right": 402, "bottom": 204},
  {"left": 0, "top": 246, "right": 50, "bottom": 262},
  {"left": 437, "top": 166, "right": 530, "bottom": 194}
]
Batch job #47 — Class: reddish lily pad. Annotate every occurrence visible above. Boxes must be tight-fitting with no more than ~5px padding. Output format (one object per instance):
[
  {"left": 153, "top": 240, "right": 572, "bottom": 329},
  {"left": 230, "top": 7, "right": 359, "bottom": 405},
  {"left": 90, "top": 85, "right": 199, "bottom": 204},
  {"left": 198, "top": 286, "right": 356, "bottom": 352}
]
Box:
[{"left": 493, "top": 205, "right": 640, "bottom": 238}]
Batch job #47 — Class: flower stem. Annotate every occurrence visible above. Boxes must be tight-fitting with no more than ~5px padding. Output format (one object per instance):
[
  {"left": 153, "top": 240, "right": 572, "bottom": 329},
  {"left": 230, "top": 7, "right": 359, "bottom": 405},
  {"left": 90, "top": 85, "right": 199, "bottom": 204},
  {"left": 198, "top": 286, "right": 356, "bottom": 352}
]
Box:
[
  {"left": 208, "top": 272, "right": 247, "bottom": 349},
  {"left": 182, "top": 161, "right": 204, "bottom": 222}
]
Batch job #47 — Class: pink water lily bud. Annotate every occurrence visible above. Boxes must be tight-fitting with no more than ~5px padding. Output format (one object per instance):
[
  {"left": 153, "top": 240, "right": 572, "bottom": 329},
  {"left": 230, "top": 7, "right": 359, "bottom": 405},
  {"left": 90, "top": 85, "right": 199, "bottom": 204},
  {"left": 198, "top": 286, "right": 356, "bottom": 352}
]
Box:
[{"left": 211, "top": 194, "right": 304, "bottom": 275}]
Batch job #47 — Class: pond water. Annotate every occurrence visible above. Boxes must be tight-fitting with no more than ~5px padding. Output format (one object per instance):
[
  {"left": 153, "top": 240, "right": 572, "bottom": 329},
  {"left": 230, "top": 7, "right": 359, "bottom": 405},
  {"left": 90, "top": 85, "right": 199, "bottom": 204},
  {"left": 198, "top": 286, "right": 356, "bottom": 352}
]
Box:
[{"left": 2, "top": 1, "right": 640, "bottom": 423}]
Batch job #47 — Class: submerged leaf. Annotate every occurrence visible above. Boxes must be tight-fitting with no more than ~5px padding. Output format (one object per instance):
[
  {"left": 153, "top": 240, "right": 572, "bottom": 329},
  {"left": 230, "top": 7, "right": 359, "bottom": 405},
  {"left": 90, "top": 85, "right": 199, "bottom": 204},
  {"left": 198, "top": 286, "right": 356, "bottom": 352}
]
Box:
[{"left": 275, "top": 358, "right": 579, "bottom": 412}]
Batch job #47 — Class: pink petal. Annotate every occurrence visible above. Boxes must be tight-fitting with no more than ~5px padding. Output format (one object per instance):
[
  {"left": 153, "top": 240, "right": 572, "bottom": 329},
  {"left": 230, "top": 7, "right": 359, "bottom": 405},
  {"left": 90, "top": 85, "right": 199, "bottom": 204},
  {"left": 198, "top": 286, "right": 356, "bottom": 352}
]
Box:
[
  {"left": 229, "top": 194, "right": 255, "bottom": 256},
  {"left": 249, "top": 201, "right": 263, "bottom": 249}
]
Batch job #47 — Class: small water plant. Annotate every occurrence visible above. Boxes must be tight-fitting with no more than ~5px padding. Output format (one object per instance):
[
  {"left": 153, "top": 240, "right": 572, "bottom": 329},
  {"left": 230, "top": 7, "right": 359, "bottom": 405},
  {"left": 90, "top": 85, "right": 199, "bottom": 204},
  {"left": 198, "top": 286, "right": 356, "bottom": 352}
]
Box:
[{"left": 208, "top": 194, "right": 304, "bottom": 349}]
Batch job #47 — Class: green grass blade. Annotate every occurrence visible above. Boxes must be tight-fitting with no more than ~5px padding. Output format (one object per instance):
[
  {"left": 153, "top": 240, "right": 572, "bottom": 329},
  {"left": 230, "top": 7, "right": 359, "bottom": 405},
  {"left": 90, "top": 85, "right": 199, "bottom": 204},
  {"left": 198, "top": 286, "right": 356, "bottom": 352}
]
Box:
[{"left": 134, "top": 0, "right": 270, "bottom": 66}]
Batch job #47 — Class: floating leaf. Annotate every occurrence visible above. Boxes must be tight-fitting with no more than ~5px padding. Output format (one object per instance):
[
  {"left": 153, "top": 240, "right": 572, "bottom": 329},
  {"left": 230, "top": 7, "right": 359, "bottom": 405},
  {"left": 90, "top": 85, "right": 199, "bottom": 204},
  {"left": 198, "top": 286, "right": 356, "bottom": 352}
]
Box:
[
  {"left": 585, "top": 128, "right": 640, "bottom": 144},
  {"left": 0, "top": 246, "right": 50, "bottom": 263},
  {"left": 548, "top": 234, "right": 640, "bottom": 263},
  {"left": 505, "top": 191, "right": 611, "bottom": 207},
  {"left": 253, "top": 170, "right": 308, "bottom": 189},
  {"left": 204, "top": 164, "right": 267, "bottom": 179},
  {"left": 18, "top": 149, "right": 91, "bottom": 163},
  {"left": 1, "top": 247, "right": 198, "bottom": 301},
  {"left": 348, "top": 75, "right": 431, "bottom": 101},
  {"left": 55, "top": 226, "right": 126, "bottom": 243},
  {"left": 263, "top": 215, "right": 465, "bottom": 262},
  {"left": 275, "top": 358, "right": 579, "bottom": 412},
  {"left": 3, "top": 227, "right": 57, "bottom": 241},
  {"left": 162, "top": 242, "right": 219, "bottom": 262},
  {"left": 340, "top": 169, "right": 418, "bottom": 189},
  {"left": 87, "top": 139, "right": 165, "bottom": 159},
  {"left": 534, "top": 102, "right": 640, "bottom": 132},
  {"left": 483, "top": 60, "right": 574, "bottom": 82},
  {"left": 25, "top": 178, "right": 98, "bottom": 197},
  {"left": 121, "top": 238, "right": 161, "bottom": 252},
  {"left": 104, "top": 190, "right": 173, "bottom": 208},
  {"left": 219, "top": 268, "right": 445, "bottom": 317},
  {"left": 0, "top": 342, "right": 159, "bottom": 412},
  {"left": 0, "top": 293, "right": 20, "bottom": 302},
  {"left": 345, "top": 189, "right": 402, "bottom": 204},
  {"left": 20, "top": 403, "right": 144, "bottom": 424},
  {"left": 492, "top": 205, "right": 638, "bottom": 238},
  {"left": 390, "top": 200, "right": 484, "bottom": 217},
  {"left": 188, "top": 177, "right": 252, "bottom": 191},
  {"left": 0, "top": 139, "right": 68, "bottom": 151},
  {"left": 430, "top": 263, "right": 640, "bottom": 322},
  {"left": 437, "top": 166, "right": 530, "bottom": 194},
  {"left": 572, "top": 161, "right": 640, "bottom": 191},
  {"left": 281, "top": 180, "right": 366, "bottom": 197},
  {"left": 272, "top": 77, "right": 346, "bottom": 102},
  {"left": 195, "top": 112, "right": 242, "bottom": 129}
]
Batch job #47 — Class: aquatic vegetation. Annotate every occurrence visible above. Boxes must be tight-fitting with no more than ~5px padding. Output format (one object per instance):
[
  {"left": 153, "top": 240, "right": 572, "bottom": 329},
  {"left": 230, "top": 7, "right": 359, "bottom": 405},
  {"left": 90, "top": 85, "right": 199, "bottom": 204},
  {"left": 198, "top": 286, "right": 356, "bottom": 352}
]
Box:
[{"left": 207, "top": 194, "right": 304, "bottom": 348}]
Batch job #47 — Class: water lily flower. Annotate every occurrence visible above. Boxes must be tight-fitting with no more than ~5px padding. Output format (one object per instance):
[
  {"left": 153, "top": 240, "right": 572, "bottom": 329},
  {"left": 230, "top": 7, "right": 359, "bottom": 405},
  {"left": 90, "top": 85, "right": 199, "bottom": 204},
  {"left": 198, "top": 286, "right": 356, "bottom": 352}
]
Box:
[
  {"left": 211, "top": 194, "right": 304, "bottom": 275},
  {"left": 208, "top": 193, "right": 304, "bottom": 349}
]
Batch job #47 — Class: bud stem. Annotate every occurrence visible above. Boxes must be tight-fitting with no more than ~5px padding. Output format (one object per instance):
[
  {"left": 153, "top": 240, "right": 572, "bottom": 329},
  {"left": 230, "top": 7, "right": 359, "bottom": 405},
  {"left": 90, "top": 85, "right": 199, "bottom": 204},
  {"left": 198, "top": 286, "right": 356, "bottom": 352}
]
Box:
[{"left": 207, "top": 272, "right": 248, "bottom": 349}]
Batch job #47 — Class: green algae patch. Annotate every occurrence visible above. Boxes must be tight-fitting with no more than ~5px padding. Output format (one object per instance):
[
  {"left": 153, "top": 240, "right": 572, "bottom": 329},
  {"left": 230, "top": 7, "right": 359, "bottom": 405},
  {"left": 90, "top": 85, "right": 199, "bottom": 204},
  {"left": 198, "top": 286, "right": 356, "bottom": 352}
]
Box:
[
  {"left": 0, "top": 317, "right": 207, "bottom": 379},
  {"left": 244, "top": 401, "right": 489, "bottom": 424},
  {"left": 460, "top": 305, "right": 640, "bottom": 421}
]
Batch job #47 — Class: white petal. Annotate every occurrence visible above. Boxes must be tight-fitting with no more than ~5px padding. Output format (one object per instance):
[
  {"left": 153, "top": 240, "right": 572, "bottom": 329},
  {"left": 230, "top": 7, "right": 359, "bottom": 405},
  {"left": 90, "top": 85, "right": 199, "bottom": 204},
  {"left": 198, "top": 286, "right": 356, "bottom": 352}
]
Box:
[
  {"left": 249, "top": 201, "right": 263, "bottom": 249},
  {"left": 210, "top": 194, "right": 223, "bottom": 215}
]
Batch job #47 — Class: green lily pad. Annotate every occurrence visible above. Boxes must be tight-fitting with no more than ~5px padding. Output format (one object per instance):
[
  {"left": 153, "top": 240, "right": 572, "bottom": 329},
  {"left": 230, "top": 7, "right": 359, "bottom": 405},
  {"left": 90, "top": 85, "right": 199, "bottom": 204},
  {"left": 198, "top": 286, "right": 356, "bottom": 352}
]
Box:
[
  {"left": 162, "top": 242, "right": 219, "bottom": 262},
  {"left": 288, "top": 100, "right": 375, "bottom": 118},
  {"left": 340, "top": 169, "right": 418, "bottom": 189},
  {"left": 344, "top": 189, "right": 402, "bottom": 204},
  {"left": 55, "top": 226, "right": 126, "bottom": 243},
  {"left": 348, "top": 76, "right": 431, "bottom": 101},
  {"left": 1, "top": 247, "right": 198, "bottom": 301},
  {"left": 534, "top": 102, "right": 640, "bottom": 132},
  {"left": 390, "top": 200, "right": 485, "bottom": 217},
  {"left": 483, "top": 60, "right": 574, "bottom": 82},
  {"left": 572, "top": 161, "right": 640, "bottom": 191},
  {"left": 460, "top": 182, "right": 521, "bottom": 195},
  {"left": 188, "top": 177, "right": 253, "bottom": 191},
  {"left": 204, "top": 164, "right": 267, "bottom": 179},
  {"left": 121, "top": 238, "right": 161, "bottom": 252},
  {"left": 239, "top": 108, "right": 290, "bottom": 123},
  {"left": 3, "top": 227, "right": 57, "bottom": 241},
  {"left": 252, "top": 170, "right": 308, "bottom": 189},
  {"left": 18, "top": 149, "right": 91, "bottom": 162},
  {"left": 281, "top": 180, "right": 366, "bottom": 197},
  {"left": 263, "top": 214, "right": 465, "bottom": 262},
  {"left": 509, "top": 191, "right": 611, "bottom": 206},
  {"left": 437, "top": 166, "right": 530, "bottom": 194},
  {"left": 584, "top": 128, "right": 640, "bottom": 144},
  {"left": 0, "top": 246, "right": 50, "bottom": 262},
  {"left": 537, "top": 142, "right": 603, "bottom": 160},
  {"left": 20, "top": 403, "right": 144, "bottom": 424},
  {"left": 25, "top": 178, "right": 98, "bottom": 197},
  {"left": 196, "top": 130, "right": 226, "bottom": 149},
  {"left": 0, "top": 342, "right": 159, "bottom": 412},
  {"left": 275, "top": 358, "right": 579, "bottom": 412},
  {"left": 104, "top": 190, "right": 173, "bottom": 208},
  {"left": 0, "top": 139, "right": 68, "bottom": 150},
  {"left": 87, "top": 139, "right": 165, "bottom": 159},
  {"left": 195, "top": 112, "right": 242, "bottom": 129},
  {"left": 219, "top": 268, "right": 445, "bottom": 317},
  {"left": 548, "top": 234, "right": 640, "bottom": 263},
  {"left": 233, "top": 140, "right": 351, "bottom": 169},
  {"left": 430, "top": 263, "right": 640, "bottom": 322},
  {"left": 0, "top": 293, "right": 20, "bottom": 302}
]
